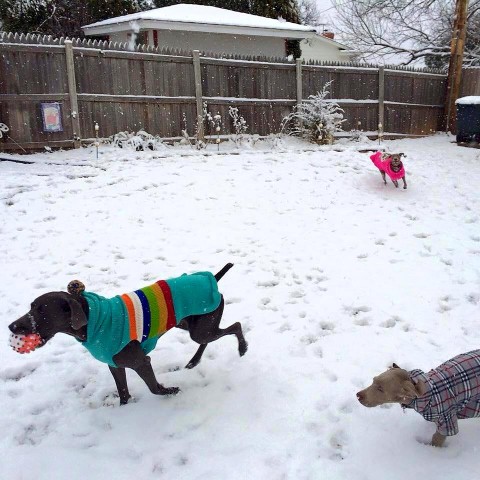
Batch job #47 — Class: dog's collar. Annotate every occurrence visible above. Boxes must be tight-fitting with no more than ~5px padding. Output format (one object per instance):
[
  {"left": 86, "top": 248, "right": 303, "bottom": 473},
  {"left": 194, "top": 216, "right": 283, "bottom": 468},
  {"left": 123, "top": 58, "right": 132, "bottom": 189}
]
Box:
[{"left": 402, "top": 369, "right": 432, "bottom": 413}]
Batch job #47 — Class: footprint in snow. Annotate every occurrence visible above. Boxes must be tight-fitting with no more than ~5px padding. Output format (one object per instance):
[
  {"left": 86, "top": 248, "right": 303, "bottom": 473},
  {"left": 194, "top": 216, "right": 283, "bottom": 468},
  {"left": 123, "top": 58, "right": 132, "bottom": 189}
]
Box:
[
  {"left": 319, "top": 321, "right": 335, "bottom": 332},
  {"left": 354, "top": 317, "right": 371, "bottom": 326},
  {"left": 300, "top": 334, "right": 318, "bottom": 345},
  {"left": 344, "top": 305, "right": 371, "bottom": 316},
  {"left": 329, "top": 430, "right": 347, "bottom": 460},
  {"left": 379, "top": 316, "right": 400, "bottom": 328},
  {"left": 466, "top": 293, "right": 479, "bottom": 305},
  {"left": 324, "top": 370, "right": 338, "bottom": 382},
  {"left": 414, "top": 233, "right": 430, "bottom": 239},
  {"left": 276, "top": 322, "right": 291, "bottom": 333},
  {"left": 313, "top": 346, "right": 323, "bottom": 358}
]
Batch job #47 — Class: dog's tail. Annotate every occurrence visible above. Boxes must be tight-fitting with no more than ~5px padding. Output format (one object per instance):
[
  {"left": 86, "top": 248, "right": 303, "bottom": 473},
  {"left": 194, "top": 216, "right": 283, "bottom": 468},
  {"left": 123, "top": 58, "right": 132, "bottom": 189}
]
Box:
[{"left": 215, "top": 263, "right": 234, "bottom": 282}]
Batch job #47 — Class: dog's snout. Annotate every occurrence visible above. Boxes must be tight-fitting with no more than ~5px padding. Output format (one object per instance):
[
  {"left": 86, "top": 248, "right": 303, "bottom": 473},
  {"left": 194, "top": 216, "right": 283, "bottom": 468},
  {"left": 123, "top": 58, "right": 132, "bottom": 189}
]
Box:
[
  {"left": 9, "top": 322, "right": 23, "bottom": 334},
  {"left": 9, "top": 315, "right": 33, "bottom": 334},
  {"left": 356, "top": 391, "right": 364, "bottom": 402}
]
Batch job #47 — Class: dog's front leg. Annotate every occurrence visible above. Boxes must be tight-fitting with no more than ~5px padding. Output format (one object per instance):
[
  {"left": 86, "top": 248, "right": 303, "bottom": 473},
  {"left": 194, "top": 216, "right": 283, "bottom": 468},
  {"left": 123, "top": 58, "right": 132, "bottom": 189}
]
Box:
[
  {"left": 392, "top": 179, "right": 399, "bottom": 188},
  {"left": 134, "top": 356, "right": 180, "bottom": 396},
  {"left": 431, "top": 431, "right": 446, "bottom": 448},
  {"left": 402, "top": 176, "right": 407, "bottom": 189},
  {"left": 108, "top": 366, "right": 131, "bottom": 405},
  {"left": 113, "top": 341, "right": 180, "bottom": 399}
]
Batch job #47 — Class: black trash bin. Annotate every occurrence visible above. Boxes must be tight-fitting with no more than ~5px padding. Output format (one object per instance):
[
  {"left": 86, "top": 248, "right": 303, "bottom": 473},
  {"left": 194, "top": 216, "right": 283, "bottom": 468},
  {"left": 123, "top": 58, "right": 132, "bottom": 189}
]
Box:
[{"left": 456, "top": 96, "right": 480, "bottom": 143}]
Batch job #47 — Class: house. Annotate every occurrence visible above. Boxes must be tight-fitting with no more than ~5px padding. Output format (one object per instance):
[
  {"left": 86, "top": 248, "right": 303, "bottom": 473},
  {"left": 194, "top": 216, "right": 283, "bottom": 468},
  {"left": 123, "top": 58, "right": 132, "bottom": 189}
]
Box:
[
  {"left": 301, "top": 31, "right": 355, "bottom": 63},
  {"left": 82, "top": 4, "right": 352, "bottom": 62}
]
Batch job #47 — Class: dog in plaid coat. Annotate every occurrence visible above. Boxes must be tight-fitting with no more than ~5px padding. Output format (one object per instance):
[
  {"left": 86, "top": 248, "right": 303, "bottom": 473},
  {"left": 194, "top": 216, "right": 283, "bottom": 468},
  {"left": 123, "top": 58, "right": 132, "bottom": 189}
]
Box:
[{"left": 356, "top": 350, "right": 480, "bottom": 447}]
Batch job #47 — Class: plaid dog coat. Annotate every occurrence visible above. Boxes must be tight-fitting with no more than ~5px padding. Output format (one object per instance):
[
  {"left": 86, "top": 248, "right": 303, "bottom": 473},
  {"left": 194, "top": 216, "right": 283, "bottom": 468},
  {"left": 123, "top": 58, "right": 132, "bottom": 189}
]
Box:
[
  {"left": 80, "top": 272, "right": 221, "bottom": 366},
  {"left": 403, "top": 349, "right": 480, "bottom": 436}
]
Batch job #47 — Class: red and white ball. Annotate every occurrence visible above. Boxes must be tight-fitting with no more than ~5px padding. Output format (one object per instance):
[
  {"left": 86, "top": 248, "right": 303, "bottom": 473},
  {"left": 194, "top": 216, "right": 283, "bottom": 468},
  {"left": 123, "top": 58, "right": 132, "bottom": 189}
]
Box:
[{"left": 9, "top": 333, "right": 42, "bottom": 354}]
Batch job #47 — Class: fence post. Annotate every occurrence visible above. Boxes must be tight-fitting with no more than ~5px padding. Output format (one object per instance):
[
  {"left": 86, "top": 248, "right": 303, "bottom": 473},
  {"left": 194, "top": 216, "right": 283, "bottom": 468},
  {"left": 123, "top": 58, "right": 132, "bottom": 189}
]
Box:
[
  {"left": 192, "top": 50, "right": 205, "bottom": 142},
  {"left": 296, "top": 58, "right": 303, "bottom": 106},
  {"left": 378, "top": 66, "right": 385, "bottom": 141},
  {"left": 64, "top": 40, "right": 81, "bottom": 148}
]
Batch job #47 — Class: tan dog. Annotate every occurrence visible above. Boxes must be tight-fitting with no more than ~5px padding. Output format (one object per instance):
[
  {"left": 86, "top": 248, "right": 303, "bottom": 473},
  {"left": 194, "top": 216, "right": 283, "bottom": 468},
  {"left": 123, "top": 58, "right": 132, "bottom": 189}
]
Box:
[{"left": 357, "top": 350, "right": 480, "bottom": 447}]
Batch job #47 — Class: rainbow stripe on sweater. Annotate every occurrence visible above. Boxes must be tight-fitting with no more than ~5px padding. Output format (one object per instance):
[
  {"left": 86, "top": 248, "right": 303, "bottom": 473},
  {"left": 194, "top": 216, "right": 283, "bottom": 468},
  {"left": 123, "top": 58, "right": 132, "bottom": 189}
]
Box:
[{"left": 120, "top": 280, "right": 176, "bottom": 343}]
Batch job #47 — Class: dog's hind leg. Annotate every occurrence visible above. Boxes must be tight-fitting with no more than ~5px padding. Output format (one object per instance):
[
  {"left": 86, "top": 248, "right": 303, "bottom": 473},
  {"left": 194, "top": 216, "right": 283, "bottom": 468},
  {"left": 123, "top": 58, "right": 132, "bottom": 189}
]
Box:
[{"left": 185, "top": 297, "right": 248, "bottom": 369}]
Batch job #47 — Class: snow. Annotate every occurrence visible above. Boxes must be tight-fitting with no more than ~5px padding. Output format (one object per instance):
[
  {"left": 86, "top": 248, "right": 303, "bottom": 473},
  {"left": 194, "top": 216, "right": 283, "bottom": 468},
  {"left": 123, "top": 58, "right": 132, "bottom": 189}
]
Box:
[
  {"left": 84, "top": 4, "right": 315, "bottom": 33},
  {"left": 1, "top": 134, "right": 480, "bottom": 480},
  {"left": 456, "top": 96, "right": 480, "bottom": 105}
]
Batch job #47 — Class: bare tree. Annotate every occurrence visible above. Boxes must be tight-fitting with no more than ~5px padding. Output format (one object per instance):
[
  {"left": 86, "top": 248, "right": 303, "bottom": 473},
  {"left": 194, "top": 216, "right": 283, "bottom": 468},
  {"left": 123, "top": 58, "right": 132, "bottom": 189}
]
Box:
[
  {"left": 298, "top": 0, "right": 320, "bottom": 25},
  {"left": 332, "top": 0, "right": 480, "bottom": 66}
]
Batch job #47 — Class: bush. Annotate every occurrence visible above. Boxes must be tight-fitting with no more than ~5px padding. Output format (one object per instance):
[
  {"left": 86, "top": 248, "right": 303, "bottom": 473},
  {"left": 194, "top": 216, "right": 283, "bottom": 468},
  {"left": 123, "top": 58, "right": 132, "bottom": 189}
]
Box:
[{"left": 281, "top": 81, "right": 345, "bottom": 144}]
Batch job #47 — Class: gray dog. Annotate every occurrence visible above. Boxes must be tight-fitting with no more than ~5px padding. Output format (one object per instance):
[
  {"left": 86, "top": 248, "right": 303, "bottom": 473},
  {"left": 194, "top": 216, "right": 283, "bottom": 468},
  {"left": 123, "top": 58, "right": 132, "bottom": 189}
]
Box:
[{"left": 357, "top": 350, "right": 480, "bottom": 447}]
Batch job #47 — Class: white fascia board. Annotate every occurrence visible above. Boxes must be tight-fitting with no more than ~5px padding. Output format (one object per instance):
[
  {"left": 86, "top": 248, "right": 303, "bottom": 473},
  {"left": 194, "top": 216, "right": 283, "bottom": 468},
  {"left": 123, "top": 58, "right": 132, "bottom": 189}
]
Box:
[{"left": 83, "top": 19, "right": 316, "bottom": 39}]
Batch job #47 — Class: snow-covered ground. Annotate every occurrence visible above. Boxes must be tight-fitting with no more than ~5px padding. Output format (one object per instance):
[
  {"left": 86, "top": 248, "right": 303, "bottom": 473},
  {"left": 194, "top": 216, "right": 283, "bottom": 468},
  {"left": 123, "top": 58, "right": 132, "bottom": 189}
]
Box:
[{"left": 1, "top": 134, "right": 479, "bottom": 480}]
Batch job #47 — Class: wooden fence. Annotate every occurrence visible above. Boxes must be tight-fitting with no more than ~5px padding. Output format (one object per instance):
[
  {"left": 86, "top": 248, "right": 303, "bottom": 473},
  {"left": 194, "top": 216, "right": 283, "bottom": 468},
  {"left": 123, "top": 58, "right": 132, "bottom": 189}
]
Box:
[
  {"left": 461, "top": 68, "right": 480, "bottom": 96},
  {"left": 0, "top": 32, "right": 455, "bottom": 152}
]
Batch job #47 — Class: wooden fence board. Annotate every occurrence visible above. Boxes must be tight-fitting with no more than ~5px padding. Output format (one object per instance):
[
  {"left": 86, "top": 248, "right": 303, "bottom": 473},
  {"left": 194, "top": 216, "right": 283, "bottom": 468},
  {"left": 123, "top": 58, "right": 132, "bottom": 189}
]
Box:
[
  {"left": 0, "top": 38, "right": 455, "bottom": 151},
  {"left": 461, "top": 68, "right": 480, "bottom": 96}
]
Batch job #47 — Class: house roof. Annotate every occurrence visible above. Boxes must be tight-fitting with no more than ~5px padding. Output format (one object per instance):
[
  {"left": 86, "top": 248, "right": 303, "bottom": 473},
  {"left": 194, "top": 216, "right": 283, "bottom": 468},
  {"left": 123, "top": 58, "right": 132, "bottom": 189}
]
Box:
[{"left": 82, "top": 4, "right": 317, "bottom": 39}]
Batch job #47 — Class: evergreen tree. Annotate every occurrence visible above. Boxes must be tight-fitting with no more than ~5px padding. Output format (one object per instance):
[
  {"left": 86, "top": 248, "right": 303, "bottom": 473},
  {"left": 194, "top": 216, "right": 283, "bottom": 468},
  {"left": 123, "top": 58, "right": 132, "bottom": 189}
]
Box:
[{"left": 0, "top": 0, "right": 149, "bottom": 37}]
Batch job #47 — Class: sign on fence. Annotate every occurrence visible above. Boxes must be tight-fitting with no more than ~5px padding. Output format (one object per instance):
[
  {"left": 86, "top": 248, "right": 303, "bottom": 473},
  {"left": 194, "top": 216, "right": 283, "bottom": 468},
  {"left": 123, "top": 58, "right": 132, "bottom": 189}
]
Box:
[{"left": 41, "top": 103, "right": 63, "bottom": 133}]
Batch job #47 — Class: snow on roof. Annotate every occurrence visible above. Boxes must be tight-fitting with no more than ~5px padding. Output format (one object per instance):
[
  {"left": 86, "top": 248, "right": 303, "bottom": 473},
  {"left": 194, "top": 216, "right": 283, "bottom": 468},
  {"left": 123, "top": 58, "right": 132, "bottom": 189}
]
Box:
[
  {"left": 83, "top": 4, "right": 315, "bottom": 33},
  {"left": 456, "top": 96, "right": 480, "bottom": 105}
]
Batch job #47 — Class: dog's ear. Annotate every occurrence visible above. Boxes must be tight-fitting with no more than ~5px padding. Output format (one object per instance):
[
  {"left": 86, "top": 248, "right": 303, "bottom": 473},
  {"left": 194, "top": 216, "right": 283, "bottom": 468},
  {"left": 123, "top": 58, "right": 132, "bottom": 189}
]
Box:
[
  {"left": 62, "top": 293, "right": 87, "bottom": 330},
  {"left": 392, "top": 363, "right": 401, "bottom": 369},
  {"left": 400, "top": 380, "right": 420, "bottom": 402}
]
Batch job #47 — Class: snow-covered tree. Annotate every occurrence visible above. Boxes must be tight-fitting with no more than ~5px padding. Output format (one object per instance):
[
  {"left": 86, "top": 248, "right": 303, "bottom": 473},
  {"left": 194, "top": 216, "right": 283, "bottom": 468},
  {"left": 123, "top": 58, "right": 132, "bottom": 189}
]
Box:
[
  {"left": 0, "top": 0, "right": 149, "bottom": 37},
  {"left": 281, "top": 81, "right": 344, "bottom": 144},
  {"left": 332, "top": 0, "right": 480, "bottom": 66},
  {"left": 298, "top": 0, "right": 320, "bottom": 26}
]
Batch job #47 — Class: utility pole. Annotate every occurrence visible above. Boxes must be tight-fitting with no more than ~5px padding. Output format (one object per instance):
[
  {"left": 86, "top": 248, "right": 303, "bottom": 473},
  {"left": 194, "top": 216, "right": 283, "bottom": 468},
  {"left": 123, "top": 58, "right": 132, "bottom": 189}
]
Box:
[{"left": 445, "top": 0, "right": 469, "bottom": 133}]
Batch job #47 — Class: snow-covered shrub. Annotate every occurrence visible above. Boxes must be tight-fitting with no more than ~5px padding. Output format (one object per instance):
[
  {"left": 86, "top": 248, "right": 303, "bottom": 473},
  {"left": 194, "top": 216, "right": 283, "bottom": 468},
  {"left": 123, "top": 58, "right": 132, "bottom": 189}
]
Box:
[
  {"left": 349, "top": 130, "right": 370, "bottom": 144},
  {"left": 281, "top": 81, "right": 345, "bottom": 145},
  {"left": 181, "top": 105, "right": 222, "bottom": 150},
  {"left": 228, "top": 106, "right": 248, "bottom": 146},
  {"left": 204, "top": 103, "right": 222, "bottom": 136},
  {"left": 109, "top": 130, "right": 159, "bottom": 151}
]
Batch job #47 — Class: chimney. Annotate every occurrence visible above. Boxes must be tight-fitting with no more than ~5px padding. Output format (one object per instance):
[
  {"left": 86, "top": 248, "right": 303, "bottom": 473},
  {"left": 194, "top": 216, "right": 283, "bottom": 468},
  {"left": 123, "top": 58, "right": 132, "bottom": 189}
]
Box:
[{"left": 322, "top": 30, "right": 335, "bottom": 40}]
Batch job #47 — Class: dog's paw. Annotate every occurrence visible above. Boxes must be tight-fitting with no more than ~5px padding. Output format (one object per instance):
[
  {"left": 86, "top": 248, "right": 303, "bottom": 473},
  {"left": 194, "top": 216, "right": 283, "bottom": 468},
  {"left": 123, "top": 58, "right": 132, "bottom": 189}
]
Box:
[
  {"left": 159, "top": 386, "right": 180, "bottom": 396},
  {"left": 239, "top": 340, "right": 248, "bottom": 356},
  {"left": 415, "top": 436, "right": 443, "bottom": 447}
]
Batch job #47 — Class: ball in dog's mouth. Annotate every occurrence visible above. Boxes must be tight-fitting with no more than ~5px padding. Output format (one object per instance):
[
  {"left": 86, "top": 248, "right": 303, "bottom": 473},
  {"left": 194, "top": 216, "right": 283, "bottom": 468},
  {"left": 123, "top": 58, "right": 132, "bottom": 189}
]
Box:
[{"left": 9, "top": 332, "right": 43, "bottom": 353}]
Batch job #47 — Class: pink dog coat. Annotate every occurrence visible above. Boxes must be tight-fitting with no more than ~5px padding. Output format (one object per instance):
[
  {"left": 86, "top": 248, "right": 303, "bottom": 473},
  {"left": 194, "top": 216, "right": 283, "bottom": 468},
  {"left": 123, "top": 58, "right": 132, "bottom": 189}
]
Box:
[{"left": 370, "top": 151, "right": 405, "bottom": 181}]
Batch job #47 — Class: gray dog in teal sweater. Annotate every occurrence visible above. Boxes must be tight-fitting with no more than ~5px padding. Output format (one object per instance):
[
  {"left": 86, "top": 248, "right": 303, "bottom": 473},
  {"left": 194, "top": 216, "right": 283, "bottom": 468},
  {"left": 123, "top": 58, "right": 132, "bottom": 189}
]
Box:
[{"left": 8, "top": 263, "right": 248, "bottom": 405}]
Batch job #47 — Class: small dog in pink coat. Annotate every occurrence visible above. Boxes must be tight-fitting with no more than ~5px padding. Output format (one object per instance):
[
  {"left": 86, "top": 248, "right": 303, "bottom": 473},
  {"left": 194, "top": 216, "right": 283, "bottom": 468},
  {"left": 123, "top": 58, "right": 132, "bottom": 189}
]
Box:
[{"left": 370, "top": 151, "right": 407, "bottom": 189}]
